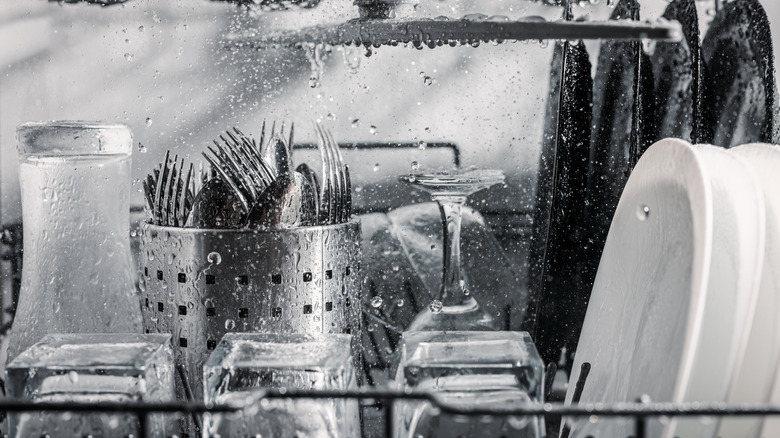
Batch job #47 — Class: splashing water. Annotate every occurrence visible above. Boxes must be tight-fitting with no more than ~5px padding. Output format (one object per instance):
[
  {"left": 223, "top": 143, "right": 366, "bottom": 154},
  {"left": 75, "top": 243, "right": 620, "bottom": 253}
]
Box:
[{"left": 303, "top": 43, "right": 329, "bottom": 88}]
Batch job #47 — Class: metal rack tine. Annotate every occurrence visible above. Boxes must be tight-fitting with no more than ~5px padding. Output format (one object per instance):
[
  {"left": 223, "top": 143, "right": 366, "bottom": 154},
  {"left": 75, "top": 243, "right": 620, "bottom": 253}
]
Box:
[
  {"left": 544, "top": 362, "right": 558, "bottom": 402},
  {"left": 560, "top": 361, "right": 591, "bottom": 438}
]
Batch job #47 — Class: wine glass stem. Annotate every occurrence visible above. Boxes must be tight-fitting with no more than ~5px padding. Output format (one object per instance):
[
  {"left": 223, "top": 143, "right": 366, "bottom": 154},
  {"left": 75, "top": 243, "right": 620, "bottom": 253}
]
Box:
[{"left": 435, "top": 194, "right": 471, "bottom": 307}]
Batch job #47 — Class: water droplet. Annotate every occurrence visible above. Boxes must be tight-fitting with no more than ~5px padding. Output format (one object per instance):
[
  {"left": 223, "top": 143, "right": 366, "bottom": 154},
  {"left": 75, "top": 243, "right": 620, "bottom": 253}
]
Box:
[
  {"left": 423, "top": 76, "right": 433, "bottom": 86},
  {"left": 636, "top": 205, "right": 650, "bottom": 221},
  {"left": 138, "top": 25, "right": 145, "bottom": 32},
  {"left": 429, "top": 300, "right": 443, "bottom": 313},
  {"left": 124, "top": 53, "right": 134, "bottom": 62},
  {"left": 373, "top": 163, "right": 380, "bottom": 172},
  {"left": 68, "top": 371, "right": 79, "bottom": 384},
  {"left": 341, "top": 46, "right": 361, "bottom": 73},
  {"left": 424, "top": 127, "right": 431, "bottom": 133},
  {"left": 145, "top": 118, "right": 153, "bottom": 127},
  {"left": 418, "top": 141, "right": 427, "bottom": 150},
  {"left": 369, "top": 125, "right": 377, "bottom": 135},
  {"left": 396, "top": 299, "right": 404, "bottom": 307},
  {"left": 161, "top": 280, "right": 168, "bottom": 290},
  {"left": 370, "top": 296, "right": 383, "bottom": 308},
  {"left": 207, "top": 252, "right": 222, "bottom": 264},
  {"left": 351, "top": 118, "right": 360, "bottom": 128},
  {"left": 225, "top": 319, "right": 236, "bottom": 330},
  {"left": 327, "top": 112, "right": 336, "bottom": 121},
  {"left": 411, "top": 161, "right": 420, "bottom": 171}
]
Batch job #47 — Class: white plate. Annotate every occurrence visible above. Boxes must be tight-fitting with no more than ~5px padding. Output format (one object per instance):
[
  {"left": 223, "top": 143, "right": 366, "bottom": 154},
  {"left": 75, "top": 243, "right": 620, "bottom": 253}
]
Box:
[
  {"left": 673, "top": 144, "right": 765, "bottom": 438},
  {"left": 726, "top": 144, "right": 780, "bottom": 438},
  {"left": 563, "top": 138, "right": 712, "bottom": 438},
  {"left": 564, "top": 139, "right": 765, "bottom": 438}
]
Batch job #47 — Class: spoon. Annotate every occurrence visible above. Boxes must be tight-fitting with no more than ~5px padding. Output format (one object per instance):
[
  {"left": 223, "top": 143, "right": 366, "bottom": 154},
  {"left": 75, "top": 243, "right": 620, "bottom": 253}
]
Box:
[
  {"left": 262, "top": 134, "right": 292, "bottom": 176},
  {"left": 185, "top": 177, "right": 248, "bottom": 229},
  {"left": 245, "top": 171, "right": 317, "bottom": 229},
  {"left": 296, "top": 162, "right": 321, "bottom": 221}
]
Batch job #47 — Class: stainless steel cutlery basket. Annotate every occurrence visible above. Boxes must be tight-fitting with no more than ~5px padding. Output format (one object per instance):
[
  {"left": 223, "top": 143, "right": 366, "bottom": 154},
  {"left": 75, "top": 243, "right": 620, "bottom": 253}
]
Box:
[{"left": 138, "top": 220, "right": 362, "bottom": 400}]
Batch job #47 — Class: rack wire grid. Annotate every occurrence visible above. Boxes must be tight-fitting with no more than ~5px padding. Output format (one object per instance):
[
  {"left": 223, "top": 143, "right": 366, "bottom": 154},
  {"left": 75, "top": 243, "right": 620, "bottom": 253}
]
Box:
[{"left": 0, "top": 362, "right": 777, "bottom": 438}]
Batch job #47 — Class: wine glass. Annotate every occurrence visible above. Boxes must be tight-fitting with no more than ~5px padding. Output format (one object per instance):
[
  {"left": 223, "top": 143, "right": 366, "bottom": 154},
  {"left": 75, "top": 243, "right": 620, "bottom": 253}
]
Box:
[{"left": 399, "top": 168, "right": 505, "bottom": 331}]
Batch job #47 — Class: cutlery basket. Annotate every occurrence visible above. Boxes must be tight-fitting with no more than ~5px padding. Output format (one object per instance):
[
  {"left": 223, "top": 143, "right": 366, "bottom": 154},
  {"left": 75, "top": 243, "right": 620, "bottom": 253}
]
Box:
[{"left": 138, "top": 220, "right": 362, "bottom": 401}]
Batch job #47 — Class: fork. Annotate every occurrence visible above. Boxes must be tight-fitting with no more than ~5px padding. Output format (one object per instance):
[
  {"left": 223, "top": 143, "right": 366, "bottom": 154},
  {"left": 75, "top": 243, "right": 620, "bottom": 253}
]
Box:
[
  {"left": 314, "top": 124, "right": 352, "bottom": 224},
  {"left": 201, "top": 127, "right": 279, "bottom": 214},
  {"left": 143, "top": 150, "right": 196, "bottom": 227}
]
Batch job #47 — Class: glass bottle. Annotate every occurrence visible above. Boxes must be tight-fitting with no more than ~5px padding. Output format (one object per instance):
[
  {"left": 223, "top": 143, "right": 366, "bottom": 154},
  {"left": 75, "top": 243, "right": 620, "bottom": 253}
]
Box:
[{"left": 8, "top": 121, "right": 143, "bottom": 362}]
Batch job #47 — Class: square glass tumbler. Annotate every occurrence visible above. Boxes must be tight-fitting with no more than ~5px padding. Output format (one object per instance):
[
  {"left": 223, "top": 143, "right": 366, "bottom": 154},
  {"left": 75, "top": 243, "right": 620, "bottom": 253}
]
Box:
[
  {"left": 203, "top": 333, "right": 360, "bottom": 438},
  {"left": 6, "top": 333, "right": 175, "bottom": 438},
  {"left": 394, "top": 331, "right": 544, "bottom": 438}
]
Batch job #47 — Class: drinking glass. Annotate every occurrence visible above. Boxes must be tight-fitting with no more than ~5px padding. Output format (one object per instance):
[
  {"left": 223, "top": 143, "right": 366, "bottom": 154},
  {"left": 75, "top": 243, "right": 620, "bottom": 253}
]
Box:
[
  {"left": 6, "top": 333, "right": 175, "bottom": 438},
  {"left": 394, "top": 330, "right": 544, "bottom": 438},
  {"left": 399, "top": 169, "right": 504, "bottom": 330},
  {"left": 9, "top": 121, "right": 143, "bottom": 362},
  {"left": 203, "top": 333, "right": 360, "bottom": 438}
]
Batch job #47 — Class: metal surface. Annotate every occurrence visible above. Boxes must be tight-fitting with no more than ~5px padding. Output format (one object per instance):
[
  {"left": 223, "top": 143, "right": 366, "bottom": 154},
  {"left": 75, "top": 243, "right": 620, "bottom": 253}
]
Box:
[
  {"left": 315, "top": 124, "right": 352, "bottom": 224},
  {"left": 203, "top": 128, "right": 277, "bottom": 214},
  {"left": 245, "top": 170, "right": 318, "bottom": 228},
  {"left": 139, "top": 221, "right": 362, "bottom": 406},
  {"left": 8, "top": 390, "right": 780, "bottom": 438},
  {"left": 226, "top": 17, "right": 682, "bottom": 49},
  {"left": 144, "top": 151, "right": 197, "bottom": 227}
]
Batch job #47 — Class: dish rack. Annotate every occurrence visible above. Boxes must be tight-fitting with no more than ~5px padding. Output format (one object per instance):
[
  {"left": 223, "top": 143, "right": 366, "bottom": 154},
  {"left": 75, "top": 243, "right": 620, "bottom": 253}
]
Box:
[
  {"left": 0, "top": 0, "right": 775, "bottom": 436},
  {"left": 0, "top": 359, "right": 775, "bottom": 438}
]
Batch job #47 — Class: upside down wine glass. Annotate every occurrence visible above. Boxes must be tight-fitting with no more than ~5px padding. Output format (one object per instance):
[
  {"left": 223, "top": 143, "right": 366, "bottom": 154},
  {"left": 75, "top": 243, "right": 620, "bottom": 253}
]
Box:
[{"left": 399, "top": 168, "right": 505, "bottom": 331}]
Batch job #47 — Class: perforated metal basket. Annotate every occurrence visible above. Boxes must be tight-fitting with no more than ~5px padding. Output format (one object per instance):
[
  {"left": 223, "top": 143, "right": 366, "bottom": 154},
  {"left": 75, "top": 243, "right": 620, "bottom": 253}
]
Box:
[{"left": 138, "top": 221, "right": 362, "bottom": 404}]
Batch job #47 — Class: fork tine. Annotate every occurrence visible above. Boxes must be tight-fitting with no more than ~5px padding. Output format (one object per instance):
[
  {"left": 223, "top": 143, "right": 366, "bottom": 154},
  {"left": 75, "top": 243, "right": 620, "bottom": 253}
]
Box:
[
  {"left": 232, "top": 127, "right": 275, "bottom": 186},
  {"left": 181, "top": 162, "right": 194, "bottom": 226},
  {"left": 161, "top": 156, "right": 177, "bottom": 226},
  {"left": 226, "top": 129, "right": 269, "bottom": 193},
  {"left": 326, "top": 129, "right": 345, "bottom": 223},
  {"left": 235, "top": 129, "right": 277, "bottom": 183},
  {"left": 218, "top": 135, "right": 259, "bottom": 202},
  {"left": 142, "top": 176, "right": 155, "bottom": 217},
  {"left": 315, "top": 124, "right": 333, "bottom": 224},
  {"left": 154, "top": 151, "right": 171, "bottom": 225},
  {"left": 202, "top": 151, "right": 250, "bottom": 213},
  {"left": 172, "top": 158, "right": 185, "bottom": 227},
  {"left": 344, "top": 164, "right": 352, "bottom": 221},
  {"left": 323, "top": 128, "right": 341, "bottom": 224},
  {"left": 258, "top": 120, "right": 267, "bottom": 155},
  {"left": 288, "top": 122, "right": 295, "bottom": 162},
  {"left": 169, "top": 155, "right": 181, "bottom": 226},
  {"left": 210, "top": 141, "right": 255, "bottom": 203}
]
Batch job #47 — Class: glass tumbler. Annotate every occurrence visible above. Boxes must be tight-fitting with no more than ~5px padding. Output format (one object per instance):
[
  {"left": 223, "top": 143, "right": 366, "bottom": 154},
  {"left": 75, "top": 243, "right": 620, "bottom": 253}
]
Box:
[
  {"left": 7, "top": 121, "right": 143, "bottom": 362},
  {"left": 394, "top": 331, "right": 545, "bottom": 438}
]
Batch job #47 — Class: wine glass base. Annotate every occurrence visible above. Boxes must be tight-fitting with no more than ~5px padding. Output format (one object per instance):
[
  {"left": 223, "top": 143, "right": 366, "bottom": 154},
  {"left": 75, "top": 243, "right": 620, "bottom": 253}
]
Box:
[{"left": 407, "top": 301, "right": 496, "bottom": 332}]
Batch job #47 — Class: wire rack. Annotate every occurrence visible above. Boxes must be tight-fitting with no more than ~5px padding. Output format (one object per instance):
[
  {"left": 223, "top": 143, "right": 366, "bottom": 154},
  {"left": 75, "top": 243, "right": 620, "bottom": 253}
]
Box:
[{"left": 1, "top": 363, "right": 780, "bottom": 438}]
